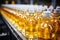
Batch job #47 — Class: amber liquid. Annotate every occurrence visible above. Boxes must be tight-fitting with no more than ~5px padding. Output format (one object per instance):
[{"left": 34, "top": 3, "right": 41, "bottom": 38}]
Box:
[{"left": 1, "top": 8, "right": 59, "bottom": 40}]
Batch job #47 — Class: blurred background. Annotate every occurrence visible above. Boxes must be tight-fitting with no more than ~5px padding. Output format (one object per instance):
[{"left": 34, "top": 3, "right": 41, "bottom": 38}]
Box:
[
  {"left": 0, "top": 0, "right": 60, "bottom": 40},
  {"left": 0, "top": 0, "right": 60, "bottom": 5}
]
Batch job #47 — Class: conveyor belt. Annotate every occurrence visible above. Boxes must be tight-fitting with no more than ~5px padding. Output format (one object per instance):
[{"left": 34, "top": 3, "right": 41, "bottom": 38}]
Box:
[
  {"left": 0, "top": 13, "right": 10, "bottom": 40},
  {"left": 0, "top": 13, "right": 22, "bottom": 40}
]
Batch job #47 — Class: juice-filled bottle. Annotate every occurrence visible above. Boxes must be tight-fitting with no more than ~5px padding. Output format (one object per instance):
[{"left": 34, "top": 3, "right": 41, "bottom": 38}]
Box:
[
  {"left": 40, "top": 11, "right": 59, "bottom": 40},
  {"left": 5, "top": 0, "right": 8, "bottom": 4},
  {"left": 26, "top": 31, "right": 34, "bottom": 40},
  {"left": 38, "top": 17, "right": 52, "bottom": 40},
  {"left": 50, "top": 12, "right": 59, "bottom": 39},
  {"left": 11, "top": 0, "right": 15, "bottom": 4}
]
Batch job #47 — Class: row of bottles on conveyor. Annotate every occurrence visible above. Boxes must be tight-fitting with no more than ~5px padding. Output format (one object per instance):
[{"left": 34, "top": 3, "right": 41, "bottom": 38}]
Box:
[{"left": 2, "top": 7, "right": 60, "bottom": 40}]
